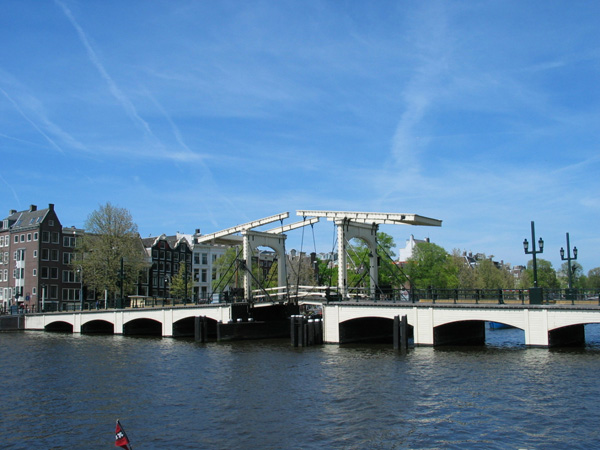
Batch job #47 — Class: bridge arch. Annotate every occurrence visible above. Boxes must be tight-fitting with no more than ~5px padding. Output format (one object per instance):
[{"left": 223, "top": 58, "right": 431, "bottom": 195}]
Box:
[
  {"left": 123, "top": 318, "right": 162, "bottom": 336},
  {"left": 81, "top": 319, "right": 114, "bottom": 334},
  {"left": 45, "top": 321, "right": 73, "bottom": 333},
  {"left": 339, "top": 316, "right": 414, "bottom": 344}
]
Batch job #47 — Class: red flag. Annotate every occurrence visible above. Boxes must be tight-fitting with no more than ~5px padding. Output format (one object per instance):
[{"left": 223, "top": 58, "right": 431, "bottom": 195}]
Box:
[{"left": 115, "top": 420, "right": 132, "bottom": 449}]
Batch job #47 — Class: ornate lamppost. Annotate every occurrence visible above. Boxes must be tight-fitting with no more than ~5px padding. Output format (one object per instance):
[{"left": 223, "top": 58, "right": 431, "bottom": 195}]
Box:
[
  {"left": 523, "top": 221, "right": 544, "bottom": 304},
  {"left": 560, "top": 232, "right": 578, "bottom": 300}
]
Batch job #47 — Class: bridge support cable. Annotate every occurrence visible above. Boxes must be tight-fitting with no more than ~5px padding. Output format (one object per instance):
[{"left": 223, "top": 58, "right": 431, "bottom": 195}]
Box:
[
  {"left": 377, "top": 242, "right": 412, "bottom": 295},
  {"left": 237, "top": 259, "right": 273, "bottom": 304},
  {"left": 296, "top": 210, "right": 442, "bottom": 299},
  {"left": 210, "top": 246, "right": 243, "bottom": 302}
]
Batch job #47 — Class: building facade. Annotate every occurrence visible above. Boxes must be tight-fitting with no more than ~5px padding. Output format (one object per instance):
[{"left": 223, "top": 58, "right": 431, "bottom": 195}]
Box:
[
  {"left": 141, "top": 234, "right": 193, "bottom": 299},
  {"left": 0, "top": 204, "right": 82, "bottom": 312}
]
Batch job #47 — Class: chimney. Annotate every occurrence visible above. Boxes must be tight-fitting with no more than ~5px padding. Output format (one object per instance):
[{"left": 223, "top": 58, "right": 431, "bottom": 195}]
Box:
[
  {"left": 48, "top": 203, "right": 54, "bottom": 211},
  {"left": 29, "top": 205, "right": 37, "bottom": 212},
  {"left": 9, "top": 209, "right": 17, "bottom": 215}
]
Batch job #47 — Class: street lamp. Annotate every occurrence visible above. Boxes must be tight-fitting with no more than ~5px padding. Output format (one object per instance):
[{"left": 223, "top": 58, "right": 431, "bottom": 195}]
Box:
[
  {"left": 560, "top": 232, "right": 578, "bottom": 290},
  {"left": 523, "top": 221, "right": 544, "bottom": 287},
  {"left": 523, "top": 221, "right": 544, "bottom": 305}
]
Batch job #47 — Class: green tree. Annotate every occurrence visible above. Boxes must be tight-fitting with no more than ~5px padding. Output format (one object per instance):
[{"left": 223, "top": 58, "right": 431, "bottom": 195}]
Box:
[
  {"left": 346, "top": 232, "right": 403, "bottom": 292},
  {"left": 557, "top": 261, "right": 584, "bottom": 288},
  {"left": 587, "top": 268, "right": 600, "bottom": 289},
  {"left": 519, "top": 259, "right": 559, "bottom": 289},
  {"left": 450, "top": 250, "right": 478, "bottom": 289},
  {"left": 170, "top": 262, "right": 192, "bottom": 300},
  {"left": 405, "top": 242, "right": 457, "bottom": 289},
  {"left": 475, "top": 258, "right": 515, "bottom": 289},
  {"left": 73, "top": 202, "right": 147, "bottom": 302}
]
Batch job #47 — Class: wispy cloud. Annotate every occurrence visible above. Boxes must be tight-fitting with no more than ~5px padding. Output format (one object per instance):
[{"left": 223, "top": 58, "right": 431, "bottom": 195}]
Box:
[
  {"left": 391, "top": 3, "right": 451, "bottom": 176},
  {"left": 0, "top": 87, "right": 65, "bottom": 154},
  {"left": 54, "top": 0, "right": 157, "bottom": 142},
  {"left": 0, "top": 173, "right": 20, "bottom": 206}
]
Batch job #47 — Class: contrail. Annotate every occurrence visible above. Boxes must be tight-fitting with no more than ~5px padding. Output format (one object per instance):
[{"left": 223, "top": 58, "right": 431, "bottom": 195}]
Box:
[
  {"left": 0, "top": 87, "right": 65, "bottom": 154},
  {"left": 54, "top": 0, "right": 157, "bottom": 141}
]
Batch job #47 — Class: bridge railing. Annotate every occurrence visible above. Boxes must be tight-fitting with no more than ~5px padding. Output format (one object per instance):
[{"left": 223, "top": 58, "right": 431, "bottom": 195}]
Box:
[{"left": 394, "top": 288, "right": 600, "bottom": 305}]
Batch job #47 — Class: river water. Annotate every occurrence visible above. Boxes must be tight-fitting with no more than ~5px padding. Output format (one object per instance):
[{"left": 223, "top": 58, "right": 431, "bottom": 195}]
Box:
[{"left": 2, "top": 327, "right": 600, "bottom": 449}]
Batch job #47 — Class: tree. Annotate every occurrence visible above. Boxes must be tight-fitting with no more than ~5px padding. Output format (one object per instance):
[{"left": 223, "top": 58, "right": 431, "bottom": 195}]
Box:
[
  {"left": 475, "top": 258, "right": 515, "bottom": 289},
  {"left": 519, "top": 259, "right": 559, "bottom": 289},
  {"left": 405, "top": 242, "right": 458, "bottom": 289},
  {"left": 73, "top": 202, "right": 146, "bottom": 301},
  {"left": 557, "top": 261, "right": 584, "bottom": 288},
  {"left": 449, "top": 250, "right": 478, "bottom": 289},
  {"left": 170, "top": 262, "right": 192, "bottom": 300},
  {"left": 586, "top": 268, "right": 600, "bottom": 289},
  {"left": 345, "top": 232, "right": 404, "bottom": 292}
]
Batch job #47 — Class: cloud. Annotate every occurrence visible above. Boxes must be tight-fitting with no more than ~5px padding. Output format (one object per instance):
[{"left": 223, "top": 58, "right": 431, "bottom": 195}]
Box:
[
  {"left": 0, "top": 86, "right": 66, "bottom": 154},
  {"left": 54, "top": 0, "right": 157, "bottom": 142}
]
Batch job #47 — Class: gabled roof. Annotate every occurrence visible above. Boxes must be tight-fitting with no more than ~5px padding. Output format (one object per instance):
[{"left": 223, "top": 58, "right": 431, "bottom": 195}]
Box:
[
  {"left": 142, "top": 234, "right": 192, "bottom": 250},
  {"left": 1, "top": 205, "right": 52, "bottom": 231}
]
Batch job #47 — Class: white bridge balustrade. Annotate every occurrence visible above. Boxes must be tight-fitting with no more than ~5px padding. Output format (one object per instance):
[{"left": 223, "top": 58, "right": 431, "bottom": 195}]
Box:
[
  {"left": 22, "top": 300, "right": 600, "bottom": 348},
  {"left": 320, "top": 302, "right": 600, "bottom": 347},
  {"left": 24, "top": 305, "right": 234, "bottom": 337}
]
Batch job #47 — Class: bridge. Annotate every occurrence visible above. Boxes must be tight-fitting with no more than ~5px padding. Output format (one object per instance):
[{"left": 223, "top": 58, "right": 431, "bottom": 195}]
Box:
[
  {"left": 24, "top": 304, "right": 235, "bottom": 337},
  {"left": 22, "top": 295, "right": 600, "bottom": 347},
  {"left": 320, "top": 301, "right": 600, "bottom": 347}
]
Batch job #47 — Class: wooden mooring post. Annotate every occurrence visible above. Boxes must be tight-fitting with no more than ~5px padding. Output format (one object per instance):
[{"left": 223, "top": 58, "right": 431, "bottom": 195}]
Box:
[
  {"left": 291, "top": 315, "right": 323, "bottom": 347},
  {"left": 195, "top": 316, "right": 208, "bottom": 343},
  {"left": 393, "top": 315, "right": 408, "bottom": 352}
]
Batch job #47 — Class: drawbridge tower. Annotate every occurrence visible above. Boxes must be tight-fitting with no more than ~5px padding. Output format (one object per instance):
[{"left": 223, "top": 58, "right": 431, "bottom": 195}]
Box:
[
  {"left": 296, "top": 210, "right": 442, "bottom": 298},
  {"left": 196, "top": 213, "right": 319, "bottom": 302}
]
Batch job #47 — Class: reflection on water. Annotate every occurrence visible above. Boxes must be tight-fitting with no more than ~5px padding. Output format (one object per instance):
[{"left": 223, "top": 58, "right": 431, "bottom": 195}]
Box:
[{"left": 2, "top": 331, "right": 600, "bottom": 449}]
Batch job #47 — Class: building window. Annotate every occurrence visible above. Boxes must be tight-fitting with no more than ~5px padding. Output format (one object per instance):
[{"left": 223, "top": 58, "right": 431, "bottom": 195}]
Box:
[
  {"left": 52, "top": 232, "right": 59, "bottom": 244},
  {"left": 50, "top": 285, "right": 58, "bottom": 299},
  {"left": 63, "top": 236, "right": 76, "bottom": 247},
  {"left": 34, "top": 232, "right": 38, "bottom": 241},
  {"left": 33, "top": 269, "right": 37, "bottom": 277},
  {"left": 14, "top": 235, "right": 18, "bottom": 244},
  {"left": 201, "top": 269, "right": 207, "bottom": 283},
  {"left": 20, "top": 234, "right": 24, "bottom": 242},
  {"left": 202, "top": 253, "right": 208, "bottom": 265},
  {"left": 51, "top": 249, "right": 59, "bottom": 261},
  {"left": 194, "top": 253, "right": 200, "bottom": 265},
  {"left": 42, "top": 231, "right": 50, "bottom": 243},
  {"left": 51, "top": 267, "right": 59, "bottom": 279},
  {"left": 33, "top": 250, "right": 37, "bottom": 258},
  {"left": 152, "top": 249, "right": 158, "bottom": 259},
  {"left": 41, "top": 267, "right": 49, "bottom": 279},
  {"left": 63, "top": 253, "right": 72, "bottom": 264},
  {"left": 41, "top": 249, "right": 49, "bottom": 261},
  {"left": 27, "top": 233, "right": 32, "bottom": 241},
  {"left": 49, "top": 220, "right": 54, "bottom": 227}
]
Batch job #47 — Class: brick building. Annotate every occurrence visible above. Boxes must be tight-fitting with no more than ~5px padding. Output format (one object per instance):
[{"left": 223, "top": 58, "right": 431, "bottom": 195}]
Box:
[{"left": 0, "top": 204, "right": 82, "bottom": 312}]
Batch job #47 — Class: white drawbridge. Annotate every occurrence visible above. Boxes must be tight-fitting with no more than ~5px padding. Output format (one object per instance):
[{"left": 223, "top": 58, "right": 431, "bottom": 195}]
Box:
[
  {"left": 196, "top": 213, "right": 319, "bottom": 301},
  {"left": 296, "top": 210, "right": 442, "bottom": 298}
]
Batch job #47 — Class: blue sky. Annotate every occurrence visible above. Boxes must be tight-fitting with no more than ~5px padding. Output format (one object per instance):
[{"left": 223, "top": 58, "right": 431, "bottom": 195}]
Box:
[{"left": 1, "top": 1, "right": 599, "bottom": 273}]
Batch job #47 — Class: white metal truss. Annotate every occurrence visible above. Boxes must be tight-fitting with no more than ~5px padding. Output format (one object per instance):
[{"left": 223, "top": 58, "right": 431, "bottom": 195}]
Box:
[
  {"left": 297, "top": 210, "right": 442, "bottom": 298},
  {"left": 195, "top": 212, "right": 290, "bottom": 244},
  {"left": 296, "top": 210, "right": 442, "bottom": 227},
  {"left": 266, "top": 217, "right": 319, "bottom": 234},
  {"left": 195, "top": 212, "right": 320, "bottom": 302}
]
